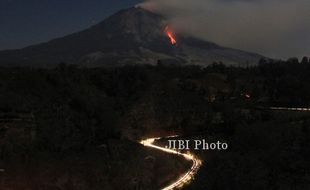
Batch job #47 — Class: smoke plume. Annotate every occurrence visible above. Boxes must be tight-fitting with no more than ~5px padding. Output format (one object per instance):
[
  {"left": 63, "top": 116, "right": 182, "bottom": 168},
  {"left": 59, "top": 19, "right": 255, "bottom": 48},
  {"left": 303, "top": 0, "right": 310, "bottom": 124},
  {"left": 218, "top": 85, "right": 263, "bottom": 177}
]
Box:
[{"left": 138, "top": 0, "right": 310, "bottom": 59}]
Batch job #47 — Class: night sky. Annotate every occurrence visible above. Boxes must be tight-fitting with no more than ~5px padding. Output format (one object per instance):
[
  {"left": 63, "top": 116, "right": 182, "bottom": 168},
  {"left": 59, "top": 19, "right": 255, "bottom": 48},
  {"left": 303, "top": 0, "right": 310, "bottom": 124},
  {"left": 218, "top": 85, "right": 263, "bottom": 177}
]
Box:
[{"left": 0, "top": 0, "right": 142, "bottom": 50}]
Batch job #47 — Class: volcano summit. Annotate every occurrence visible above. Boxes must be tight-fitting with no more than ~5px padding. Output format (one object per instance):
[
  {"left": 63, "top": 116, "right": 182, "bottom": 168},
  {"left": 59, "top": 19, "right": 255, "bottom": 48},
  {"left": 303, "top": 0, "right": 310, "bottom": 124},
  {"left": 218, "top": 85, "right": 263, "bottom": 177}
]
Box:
[{"left": 0, "top": 7, "right": 263, "bottom": 67}]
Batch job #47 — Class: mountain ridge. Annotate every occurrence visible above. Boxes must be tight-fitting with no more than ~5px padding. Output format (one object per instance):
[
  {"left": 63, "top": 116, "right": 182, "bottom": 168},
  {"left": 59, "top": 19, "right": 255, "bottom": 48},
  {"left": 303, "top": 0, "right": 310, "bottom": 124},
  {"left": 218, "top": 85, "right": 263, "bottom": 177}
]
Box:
[{"left": 0, "top": 7, "right": 263, "bottom": 67}]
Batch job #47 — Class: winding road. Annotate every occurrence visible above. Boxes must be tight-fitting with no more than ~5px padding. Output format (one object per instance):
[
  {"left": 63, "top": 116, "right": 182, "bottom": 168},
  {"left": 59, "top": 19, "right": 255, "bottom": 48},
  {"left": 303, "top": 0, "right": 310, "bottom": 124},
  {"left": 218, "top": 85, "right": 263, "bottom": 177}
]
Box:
[
  {"left": 140, "top": 137, "right": 202, "bottom": 190},
  {"left": 270, "top": 107, "right": 310, "bottom": 111},
  {"left": 139, "top": 106, "right": 310, "bottom": 189}
]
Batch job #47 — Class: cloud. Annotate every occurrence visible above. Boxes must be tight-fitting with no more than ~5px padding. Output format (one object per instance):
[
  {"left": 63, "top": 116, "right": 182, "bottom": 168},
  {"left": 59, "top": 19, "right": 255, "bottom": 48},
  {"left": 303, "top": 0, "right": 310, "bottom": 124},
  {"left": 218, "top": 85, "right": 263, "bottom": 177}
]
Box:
[{"left": 138, "top": 0, "right": 310, "bottom": 59}]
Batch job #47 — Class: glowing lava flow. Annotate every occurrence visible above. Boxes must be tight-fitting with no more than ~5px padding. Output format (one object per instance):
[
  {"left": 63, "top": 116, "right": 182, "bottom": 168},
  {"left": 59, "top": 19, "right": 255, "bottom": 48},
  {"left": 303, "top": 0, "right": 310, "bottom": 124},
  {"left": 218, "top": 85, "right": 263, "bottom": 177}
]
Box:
[
  {"left": 140, "top": 137, "right": 202, "bottom": 190},
  {"left": 165, "top": 26, "right": 177, "bottom": 46}
]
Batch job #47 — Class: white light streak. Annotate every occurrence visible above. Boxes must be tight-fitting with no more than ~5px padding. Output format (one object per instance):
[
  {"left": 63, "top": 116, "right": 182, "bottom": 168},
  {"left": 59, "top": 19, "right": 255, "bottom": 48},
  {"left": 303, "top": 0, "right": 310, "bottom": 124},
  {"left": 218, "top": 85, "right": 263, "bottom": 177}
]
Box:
[
  {"left": 270, "top": 107, "right": 310, "bottom": 111},
  {"left": 140, "top": 136, "right": 202, "bottom": 190}
]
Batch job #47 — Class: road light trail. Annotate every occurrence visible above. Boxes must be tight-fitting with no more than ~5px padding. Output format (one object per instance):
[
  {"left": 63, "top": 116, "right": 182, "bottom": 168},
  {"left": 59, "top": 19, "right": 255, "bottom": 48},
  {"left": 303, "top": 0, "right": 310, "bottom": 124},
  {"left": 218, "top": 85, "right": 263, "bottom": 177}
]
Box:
[
  {"left": 270, "top": 107, "right": 310, "bottom": 111},
  {"left": 139, "top": 107, "right": 309, "bottom": 189},
  {"left": 140, "top": 137, "right": 202, "bottom": 190}
]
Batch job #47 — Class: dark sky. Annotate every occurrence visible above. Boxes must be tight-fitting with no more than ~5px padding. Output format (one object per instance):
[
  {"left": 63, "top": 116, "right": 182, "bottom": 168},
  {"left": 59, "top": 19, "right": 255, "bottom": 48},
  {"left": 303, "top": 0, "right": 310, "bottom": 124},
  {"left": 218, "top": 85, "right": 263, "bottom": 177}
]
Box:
[{"left": 0, "top": 0, "right": 142, "bottom": 50}]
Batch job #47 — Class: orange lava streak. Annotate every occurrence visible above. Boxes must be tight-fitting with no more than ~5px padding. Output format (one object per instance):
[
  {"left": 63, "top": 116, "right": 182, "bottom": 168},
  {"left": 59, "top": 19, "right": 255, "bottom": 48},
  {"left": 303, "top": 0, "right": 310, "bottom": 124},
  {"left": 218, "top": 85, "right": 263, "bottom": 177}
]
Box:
[{"left": 165, "top": 26, "right": 177, "bottom": 45}]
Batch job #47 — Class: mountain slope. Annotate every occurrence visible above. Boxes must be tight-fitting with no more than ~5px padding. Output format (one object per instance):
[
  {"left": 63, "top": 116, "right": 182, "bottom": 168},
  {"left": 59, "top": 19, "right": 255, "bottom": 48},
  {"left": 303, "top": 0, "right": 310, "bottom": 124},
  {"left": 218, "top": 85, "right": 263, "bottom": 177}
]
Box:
[{"left": 0, "top": 7, "right": 263, "bottom": 67}]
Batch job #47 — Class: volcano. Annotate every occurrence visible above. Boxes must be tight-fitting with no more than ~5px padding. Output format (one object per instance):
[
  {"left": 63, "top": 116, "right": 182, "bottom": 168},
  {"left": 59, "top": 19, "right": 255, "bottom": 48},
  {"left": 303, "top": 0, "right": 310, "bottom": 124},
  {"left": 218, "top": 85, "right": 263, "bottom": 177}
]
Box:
[{"left": 0, "top": 7, "right": 263, "bottom": 67}]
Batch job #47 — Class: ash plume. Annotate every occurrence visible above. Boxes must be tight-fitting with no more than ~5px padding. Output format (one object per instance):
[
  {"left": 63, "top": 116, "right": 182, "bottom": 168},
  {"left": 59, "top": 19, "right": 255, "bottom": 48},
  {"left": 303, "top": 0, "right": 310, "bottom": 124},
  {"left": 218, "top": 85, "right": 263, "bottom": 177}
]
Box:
[{"left": 138, "top": 0, "right": 310, "bottom": 59}]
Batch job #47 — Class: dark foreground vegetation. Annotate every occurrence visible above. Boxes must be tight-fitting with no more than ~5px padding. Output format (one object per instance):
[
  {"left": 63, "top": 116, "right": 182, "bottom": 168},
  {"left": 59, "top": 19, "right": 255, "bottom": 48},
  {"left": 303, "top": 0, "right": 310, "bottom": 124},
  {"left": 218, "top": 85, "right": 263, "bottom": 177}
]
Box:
[{"left": 0, "top": 57, "right": 310, "bottom": 189}]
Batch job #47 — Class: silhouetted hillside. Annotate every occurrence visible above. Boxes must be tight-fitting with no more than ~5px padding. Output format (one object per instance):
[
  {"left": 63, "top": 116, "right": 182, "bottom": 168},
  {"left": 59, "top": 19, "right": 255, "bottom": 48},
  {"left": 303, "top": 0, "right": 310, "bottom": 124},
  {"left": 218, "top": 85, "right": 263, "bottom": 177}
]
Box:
[{"left": 0, "top": 7, "right": 263, "bottom": 67}]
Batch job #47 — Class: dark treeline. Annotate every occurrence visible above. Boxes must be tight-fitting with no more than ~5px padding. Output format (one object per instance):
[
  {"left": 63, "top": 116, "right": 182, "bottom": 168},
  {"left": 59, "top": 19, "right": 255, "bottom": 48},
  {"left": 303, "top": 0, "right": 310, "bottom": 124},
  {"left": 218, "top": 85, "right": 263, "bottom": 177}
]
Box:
[
  {"left": 0, "top": 58, "right": 310, "bottom": 189},
  {"left": 1, "top": 58, "right": 310, "bottom": 155}
]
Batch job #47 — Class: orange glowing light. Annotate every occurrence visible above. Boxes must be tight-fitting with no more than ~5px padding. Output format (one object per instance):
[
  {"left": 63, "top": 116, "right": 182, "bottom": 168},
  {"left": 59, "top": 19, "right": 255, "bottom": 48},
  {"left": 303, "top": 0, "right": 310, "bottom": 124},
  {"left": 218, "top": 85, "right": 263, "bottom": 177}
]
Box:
[{"left": 165, "top": 26, "right": 177, "bottom": 45}]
